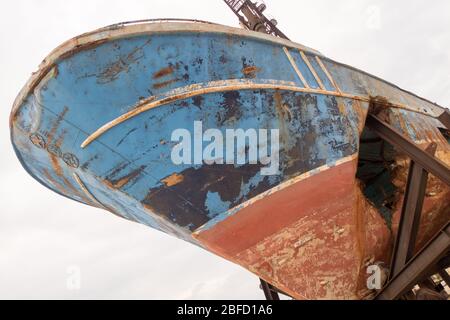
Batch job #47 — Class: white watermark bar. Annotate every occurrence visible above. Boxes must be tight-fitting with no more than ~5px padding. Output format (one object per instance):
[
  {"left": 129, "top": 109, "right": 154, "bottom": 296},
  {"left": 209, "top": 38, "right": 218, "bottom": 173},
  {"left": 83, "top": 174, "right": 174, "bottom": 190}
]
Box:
[{"left": 171, "top": 121, "right": 280, "bottom": 176}]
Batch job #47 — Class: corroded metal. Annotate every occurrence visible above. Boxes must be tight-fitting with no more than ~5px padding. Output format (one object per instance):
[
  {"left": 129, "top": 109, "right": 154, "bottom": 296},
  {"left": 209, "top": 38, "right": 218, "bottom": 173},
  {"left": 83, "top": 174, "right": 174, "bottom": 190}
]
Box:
[
  {"left": 366, "top": 115, "right": 450, "bottom": 186},
  {"left": 376, "top": 224, "right": 450, "bottom": 300},
  {"left": 10, "top": 20, "right": 450, "bottom": 299},
  {"left": 389, "top": 143, "right": 437, "bottom": 279}
]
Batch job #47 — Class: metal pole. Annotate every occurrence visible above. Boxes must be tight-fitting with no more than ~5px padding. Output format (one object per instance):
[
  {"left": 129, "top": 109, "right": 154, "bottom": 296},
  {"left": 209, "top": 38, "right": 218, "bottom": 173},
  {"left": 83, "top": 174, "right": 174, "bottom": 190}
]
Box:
[
  {"left": 438, "top": 270, "right": 450, "bottom": 287},
  {"left": 389, "top": 144, "right": 437, "bottom": 279},
  {"left": 365, "top": 114, "right": 450, "bottom": 186},
  {"left": 376, "top": 224, "right": 450, "bottom": 300},
  {"left": 438, "top": 109, "right": 450, "bottom": 130},
  {"left": 260, "top": 279, "right": 280, "bottom": 300}
]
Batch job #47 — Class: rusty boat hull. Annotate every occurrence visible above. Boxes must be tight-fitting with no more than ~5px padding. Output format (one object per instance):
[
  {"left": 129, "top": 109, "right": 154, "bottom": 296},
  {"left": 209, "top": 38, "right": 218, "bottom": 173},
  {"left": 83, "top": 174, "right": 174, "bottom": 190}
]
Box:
[{"left": 10, "top": 20, "right": 450, "bottom": 299}]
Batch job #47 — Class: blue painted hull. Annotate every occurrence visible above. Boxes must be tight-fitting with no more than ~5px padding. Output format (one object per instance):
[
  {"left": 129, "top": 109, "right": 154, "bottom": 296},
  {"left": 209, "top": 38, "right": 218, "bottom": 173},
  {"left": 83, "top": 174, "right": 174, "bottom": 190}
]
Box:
[{"left": 10, "top": 20, "right": 450, "bottom": 299}]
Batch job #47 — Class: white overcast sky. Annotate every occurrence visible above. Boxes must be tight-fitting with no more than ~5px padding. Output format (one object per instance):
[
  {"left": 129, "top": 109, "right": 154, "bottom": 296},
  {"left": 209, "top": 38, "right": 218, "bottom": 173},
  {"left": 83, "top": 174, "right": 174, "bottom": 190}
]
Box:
[{"left": 0, "top": 0, "right": 449, "bottom": 300}]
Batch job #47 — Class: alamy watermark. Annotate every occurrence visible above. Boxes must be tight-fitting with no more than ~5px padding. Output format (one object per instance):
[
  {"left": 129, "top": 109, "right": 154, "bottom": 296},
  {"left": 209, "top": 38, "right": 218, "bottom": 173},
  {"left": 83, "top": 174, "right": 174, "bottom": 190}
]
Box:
[
  {"left": 66, "top": 265, "right": 81, "bottom": 291},
  {"left": 367, "top": 264, "right": 382, "bottom": 290},
  {"left": 365, "top": 5, "right": 382, "bottom": 30},
  {"left": 171, "top": 121, "right": 280, "bottom": 176}
]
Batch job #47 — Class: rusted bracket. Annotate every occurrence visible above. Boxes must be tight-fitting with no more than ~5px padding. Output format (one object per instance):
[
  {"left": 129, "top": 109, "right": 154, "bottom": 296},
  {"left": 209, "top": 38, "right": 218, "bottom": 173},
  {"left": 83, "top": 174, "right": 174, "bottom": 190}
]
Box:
[
  {"left": 375, "top": 224, "right": 450, "bottom": 300},
  {"left": 365, "top": 114, "right": 450, "bottom": 186},
  {"left": 260, "top": 279, "right": 281, "bottom": 300},
  {"left": 389, "top": 143, "right": 437, "bottom": 279}
]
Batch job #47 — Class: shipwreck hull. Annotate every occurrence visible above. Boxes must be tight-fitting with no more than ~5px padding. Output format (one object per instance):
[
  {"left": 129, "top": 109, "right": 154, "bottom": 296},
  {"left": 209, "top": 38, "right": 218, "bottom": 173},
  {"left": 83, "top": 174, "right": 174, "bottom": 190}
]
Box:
[{"left": 10, "top": 20, "right": 449, "bottom": 299}]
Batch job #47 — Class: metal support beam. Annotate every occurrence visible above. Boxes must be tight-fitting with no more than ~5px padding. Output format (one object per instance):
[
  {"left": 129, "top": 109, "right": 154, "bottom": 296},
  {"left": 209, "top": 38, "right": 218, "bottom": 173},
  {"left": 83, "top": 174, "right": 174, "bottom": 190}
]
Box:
[
  {"left": 366, "top": 114, "right": 450, "bottom": 186},
  {"left": 260, "top": 279, "right": 280, "bottom": 300},
  {"left": 438, "top": 109, "right": 450, "bottom": 130},
  {"left": 389, "top": 144, "right": 437, "bottom": 279},
  {"left": 438, "top": 270, "right": 450, "bottom": 286},
  {"left": 376, "top": 224, "right": 450, "bottom": 300}
]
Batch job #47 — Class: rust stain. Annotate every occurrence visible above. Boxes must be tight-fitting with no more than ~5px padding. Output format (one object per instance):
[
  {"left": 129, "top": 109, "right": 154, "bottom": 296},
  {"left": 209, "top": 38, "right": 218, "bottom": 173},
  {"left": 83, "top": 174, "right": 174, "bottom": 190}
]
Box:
[
  {"left": 47, "top": 106, "right": 69, "bottom": 144},
  {"left": 153, "top": 66, "right": 174, "bottom": 79},
  {"left": 153, "top": 78, "right": 180, "bottom": 90},
  {"left": 274, "top": 90, "right": 290, "bottom": 146},
  {"left": 337, "top": 100, "right": 348, "bottom": 117},
  {"left": 59, "top": 39, "right": 108, "bottom": 61},
  {"left": 47, "top": 132, "right": 92, "bottom": 203},
  {"left": 49, "top": 153, "right": 63, "bottom": 177},
  {"left": 351, "top": 100, "right": 367, "bottom": 133},
  {"left": 43, "top": 169, "right": 96, "bottom": 205},
  {"left": 48, "top": 131, "right": 67, "bottom": 177},
  {"left": 106, "top": 165, "right": 147, "bottom": 189},
  {"left": 42, "top": 168, "right": 69, "bottom": 196},
  {"left": 98, "top": 40, "right": 150, "bottom": 84},
  {"left": 241, "top": 66, "right": 260, "bottom": 79},
  {"left": 161, "top": 173, "right": 184, "bottom": 187},
  {"left": 368, "top": 96, "right": 394, "bottom": 122}
]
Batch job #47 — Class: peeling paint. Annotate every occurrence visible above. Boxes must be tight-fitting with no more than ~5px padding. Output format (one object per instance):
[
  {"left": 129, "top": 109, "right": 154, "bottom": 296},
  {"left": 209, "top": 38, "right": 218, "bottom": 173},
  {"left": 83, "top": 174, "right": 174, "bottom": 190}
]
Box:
[{"left": 161, "top": 173, "right": 184, "bottom": 187}]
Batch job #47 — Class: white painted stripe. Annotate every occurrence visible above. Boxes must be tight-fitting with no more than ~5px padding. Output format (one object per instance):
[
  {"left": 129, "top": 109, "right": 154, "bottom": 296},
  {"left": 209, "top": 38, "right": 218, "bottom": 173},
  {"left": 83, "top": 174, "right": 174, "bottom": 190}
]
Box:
[
  {"left": 316, "top": 56, "right": 342, "bottom": 93},
  {"left": 299, "top": 50, "right": 325, "bottom": 90},
  {"left": 283, "top": 47, "right": 310, "bottom": 88}
]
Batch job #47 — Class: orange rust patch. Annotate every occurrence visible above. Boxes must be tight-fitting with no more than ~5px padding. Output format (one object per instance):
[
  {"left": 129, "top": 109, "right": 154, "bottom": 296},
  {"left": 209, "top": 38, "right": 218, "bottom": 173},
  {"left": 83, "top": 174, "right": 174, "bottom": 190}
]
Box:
[
  {"left": 242, "top": 66, "right": 260, "bottom": 78},
  {"left": 161, "top": 173, "right": 184, "bottom": 187},
  {"left": 337, "top": 100, "right": 348, "bottom": 117},
  {"left": 50, "top": 155, "right": 63, "bottom": 177},
  {"left": 48, "top": 132, "right": 67, "bottom": 177},
  {"left": 42, "top": 168, "right": 69, "bottom": 196},
  {"left": 153, "top": 66, "right": 174, "bottom": 79}
]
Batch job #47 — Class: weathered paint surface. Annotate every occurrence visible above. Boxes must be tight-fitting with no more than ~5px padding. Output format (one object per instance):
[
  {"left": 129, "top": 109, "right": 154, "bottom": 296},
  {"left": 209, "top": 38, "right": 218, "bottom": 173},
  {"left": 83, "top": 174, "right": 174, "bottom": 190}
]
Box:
[{"left": 10, "top": 20, "right": 450, "bottom": 299}]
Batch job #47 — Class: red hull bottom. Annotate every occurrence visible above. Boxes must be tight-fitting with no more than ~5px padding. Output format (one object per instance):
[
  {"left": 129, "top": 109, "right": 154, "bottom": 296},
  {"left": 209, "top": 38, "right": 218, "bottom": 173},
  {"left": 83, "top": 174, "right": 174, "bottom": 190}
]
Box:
[{"left": 195, "top": 157, "right": 449, "bottom": 299}]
